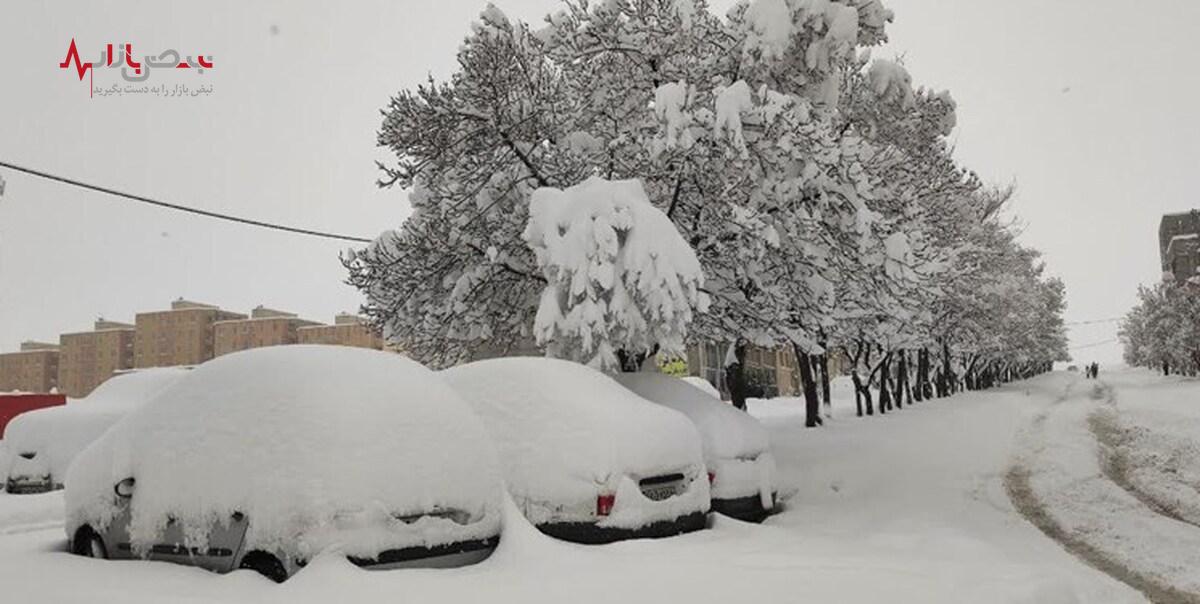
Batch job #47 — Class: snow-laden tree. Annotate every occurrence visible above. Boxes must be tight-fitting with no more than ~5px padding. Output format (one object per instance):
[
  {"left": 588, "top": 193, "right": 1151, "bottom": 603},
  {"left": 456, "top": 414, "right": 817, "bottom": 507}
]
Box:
[
  {"left": 1121, "top": 281, "right": 1200, "bottom": 376},
  {"left": 524, "top": 176, "right": 707, "bottom": 371},
  {"left": 347, "top": 0, "right": 1068, "bottom": 421},
  {"left": 344, "top": 7, "right": 576, "bottom": 367}
]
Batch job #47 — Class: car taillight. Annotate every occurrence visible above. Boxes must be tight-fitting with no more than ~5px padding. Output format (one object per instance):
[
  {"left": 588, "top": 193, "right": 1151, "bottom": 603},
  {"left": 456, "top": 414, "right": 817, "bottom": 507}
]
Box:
[
  {"left": 596, "top": 494, "right": 615, "bottom": 516},
  {"left": 707, "top": 471, "right": 716, "bottom": 485}
]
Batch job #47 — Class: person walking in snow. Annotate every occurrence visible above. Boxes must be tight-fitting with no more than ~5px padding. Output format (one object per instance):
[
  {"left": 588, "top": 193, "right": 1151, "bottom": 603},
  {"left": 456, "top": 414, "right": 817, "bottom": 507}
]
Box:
[{"left": 1091, "top": 362, "right": 1100, "bottom": 379}]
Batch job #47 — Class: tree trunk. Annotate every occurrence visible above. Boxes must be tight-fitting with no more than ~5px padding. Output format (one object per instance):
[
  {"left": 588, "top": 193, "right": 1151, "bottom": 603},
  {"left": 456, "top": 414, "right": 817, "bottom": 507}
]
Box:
[
  {"left": 939, "top": 341, "right": 953, "bottom": 398},
  {"left": 895, "top": 350, "right": 909, "bottom": 407},
  {"left": 878, "top": 352, "right": 893, "bottom": 413},
  {"left": 725, "top": 340, "right": 748, "bottom": 411},
  {"left": 862, "top": 344, "right": 875, "bottom": 415},
  {"left": 615, "top": 345, "right": 658, "bottom": 373},
  {"left": 795, "top": 344, "right": 822, "bottom": 428},
  {"left": 818, "top": 350, "right": 832, "bottom": 418}
]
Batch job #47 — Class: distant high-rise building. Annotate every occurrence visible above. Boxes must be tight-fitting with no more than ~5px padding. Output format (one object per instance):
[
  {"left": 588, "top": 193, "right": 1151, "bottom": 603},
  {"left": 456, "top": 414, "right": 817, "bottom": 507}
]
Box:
[
  {"left": 213, "top": 306, "right": 322, "bottom": 357},
  {"left": 296, "top": 313, "right": 383, "bottom": 350},
  {"left": 1159, "top": 210, "right": 1200, "bottom": 283},
  {"left": 58, "top": 319, "right": 136, "bottom": 398},
  {"left": 0, "top": 341, "right": 61, "bottom": 394},
  {"left": 134, "top": 299, "right": 246, "bottom": 368}
]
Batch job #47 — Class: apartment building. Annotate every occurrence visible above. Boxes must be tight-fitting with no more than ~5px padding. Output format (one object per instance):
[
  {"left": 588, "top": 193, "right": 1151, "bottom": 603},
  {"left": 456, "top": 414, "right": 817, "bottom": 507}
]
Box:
[
  {"left": 1159, "top": 210, "right": 1200, "bottom": 283},
  {"left": 297, "top": 313, "right": 383, "bottom": 350},
  {"left": 0, "top": 341, "right": 61, "bottom": 394},
  {"left": 213, "top": 306, "right": 323, "bottom": 357},
  {"left": 134, "top": 299, "right": 246, "bottom": 368},
  {"left": 57, "top": 319, "right": 136, "bottom": 398}
]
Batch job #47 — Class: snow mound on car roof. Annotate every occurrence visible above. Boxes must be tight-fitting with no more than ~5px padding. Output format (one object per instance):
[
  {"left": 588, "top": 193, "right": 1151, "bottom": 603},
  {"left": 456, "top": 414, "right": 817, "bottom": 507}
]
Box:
[
  {"left": 65, "top": 345, "right": 502, "bottom": 558},
  {"left": 681, "top": 376, "right": 721, "bottom": 399},
  {"left": 615, "top": 372, "right": 769, "bottom": 463},
  {"left": 441, "top": 357, "right": 705, "bottom": 517},
  {"left": 4, "top": 368, "right": 188, "bottom": 482},
  {"left": 69, "top": 367, "right": 191, "bottom": 412}
]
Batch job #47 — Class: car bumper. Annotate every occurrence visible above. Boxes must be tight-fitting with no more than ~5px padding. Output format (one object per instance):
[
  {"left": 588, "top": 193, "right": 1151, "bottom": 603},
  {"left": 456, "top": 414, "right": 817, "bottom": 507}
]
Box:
[
  {"left": 712, "top": 492, "right": 777, "bottom": 523},
  {"left": 5, "top": 476, "right": 55, "bottom": 494},
  {"left": 537, "top": 510, "right": 707, "bottom": 544},
  {"left": 347, "top": 536, "right": 499, "bottom": 570}
]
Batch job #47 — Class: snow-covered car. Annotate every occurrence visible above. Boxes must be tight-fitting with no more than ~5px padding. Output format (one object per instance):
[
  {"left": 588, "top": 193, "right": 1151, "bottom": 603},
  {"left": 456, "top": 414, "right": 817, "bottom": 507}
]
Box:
[
  {"left": 615, "top": 372, "right": 778, "bottom": 522},
  {"left": 441, "top": 357, "right": 709, "bottom": 544},
  {"left": 3, "top": 368, "right": 188, "bottom": 494},
  {"left": 64, "top": 345, "right": 502, "bottom": 582}
]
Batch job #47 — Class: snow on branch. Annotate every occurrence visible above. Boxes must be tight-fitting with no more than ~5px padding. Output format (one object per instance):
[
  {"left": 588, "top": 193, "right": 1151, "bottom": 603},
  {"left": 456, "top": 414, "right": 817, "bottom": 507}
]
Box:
[{"left": 524, "top": 177, "right": 708, "bottom": 371}]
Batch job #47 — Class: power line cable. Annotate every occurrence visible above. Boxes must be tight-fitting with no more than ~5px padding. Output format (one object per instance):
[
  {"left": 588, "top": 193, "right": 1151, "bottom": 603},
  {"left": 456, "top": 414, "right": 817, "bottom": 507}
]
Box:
[
  {"left": 1064, "top": 317, "right": 1122, "bottom": 326},
  {"left": 0, "top": 160, "right": 372, "bottom": 243},
  {"left": 1070, "top": 338, "right": 1118, "bottom": 350}
]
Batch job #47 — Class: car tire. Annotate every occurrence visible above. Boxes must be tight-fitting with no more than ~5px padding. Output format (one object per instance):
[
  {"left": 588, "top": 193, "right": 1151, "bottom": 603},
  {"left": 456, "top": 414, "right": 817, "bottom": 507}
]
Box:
[
  {"left": 72, "top": 526, "right": 107, "bottom": 559},
  {"left": 238, "top": 551, "right": 288, "bottom": 583}
]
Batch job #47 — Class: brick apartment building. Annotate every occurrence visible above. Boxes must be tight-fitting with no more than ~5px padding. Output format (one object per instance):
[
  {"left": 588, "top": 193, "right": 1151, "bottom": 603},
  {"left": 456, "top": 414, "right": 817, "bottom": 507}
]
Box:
[
  {"left": 1159, "top": 210, "right": 1200, "bottom": 283},
  {"left": 0, "top": 341, "right": 61, "bottom": 394},
  {"left": 213, "top": 306, "right": 323, "bottom": 357},
  {"left": 57, "top": 319, "right": 136, "bottom": 398},
  {"left": 297, "top": 313, "right": 383, "bottom": 350},
  {"left": 134, "top": 299, "right": 247, "bottom": 368}
]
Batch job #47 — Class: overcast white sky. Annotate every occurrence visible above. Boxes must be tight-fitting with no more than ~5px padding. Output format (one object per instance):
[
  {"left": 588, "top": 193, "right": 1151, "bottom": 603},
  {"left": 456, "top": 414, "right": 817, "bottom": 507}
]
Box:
[{"left": 2, "top": 1, "right": 1198, "bottom": 364}]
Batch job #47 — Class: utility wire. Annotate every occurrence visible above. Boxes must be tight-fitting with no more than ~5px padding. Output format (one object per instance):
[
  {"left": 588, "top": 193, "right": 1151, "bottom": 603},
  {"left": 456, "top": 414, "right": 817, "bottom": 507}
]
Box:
[
  {"left": 1065, "top": 317, "right": 1122, "bottom": 326},
  {"left": 1070, "top": 338, "right": 1118, "bottom": 351},
  {"left": 0, "top": 160, "right": 372, "bottom": 244}
]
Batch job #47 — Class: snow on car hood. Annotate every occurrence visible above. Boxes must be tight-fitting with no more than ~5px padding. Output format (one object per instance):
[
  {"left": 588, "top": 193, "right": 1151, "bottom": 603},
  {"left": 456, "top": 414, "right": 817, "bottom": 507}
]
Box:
[
  {"left": 615, "top": 372, "right": 770, "bottom": 464},
  {"left": 64, "top": 345, "right": 502, "bottom": 558},
  {"left": 3, "top": 368, "right": 189, "bottom": 482},
  {"left": 441, "top": 357, "right": 705, "bottom": 506}
]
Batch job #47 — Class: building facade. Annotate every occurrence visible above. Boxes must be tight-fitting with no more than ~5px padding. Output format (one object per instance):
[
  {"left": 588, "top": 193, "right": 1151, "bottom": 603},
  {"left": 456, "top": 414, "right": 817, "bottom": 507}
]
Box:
[
  {"left": 134, "top": 299, "right": 246, "bottom": 368},
  {"left": 0, "top": 342, "right": 61, "bottom": 394},
  {"left": 1159, "top": 210, "right": 1200, "bottom": 283},
  {"left": 57, "top": 320, "right": 136, "bottom": 398},
  {"left": 297, "top": 313, "right": 383, "bottom": 350},
  {"left": 213, "top": 306, "right": 322, "bottom": 357},
  {"left": 685, "top": 342, "right": 847, "bottom": 399}
]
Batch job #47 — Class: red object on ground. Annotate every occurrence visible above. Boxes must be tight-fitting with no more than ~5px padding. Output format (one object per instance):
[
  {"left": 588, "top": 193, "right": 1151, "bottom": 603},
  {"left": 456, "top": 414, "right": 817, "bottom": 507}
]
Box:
[{"left": 0, "top": 394, "right": 66, "bottom": 438}]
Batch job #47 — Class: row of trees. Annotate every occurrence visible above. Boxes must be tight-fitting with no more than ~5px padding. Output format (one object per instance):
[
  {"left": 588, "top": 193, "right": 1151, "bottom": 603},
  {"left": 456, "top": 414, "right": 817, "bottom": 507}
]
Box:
[
  {"left": 345, "top": 0, "right": 1069, "bottom": 426},
  {"left": 1121, "top": 281, "right": 1200, "bottom": 376}
]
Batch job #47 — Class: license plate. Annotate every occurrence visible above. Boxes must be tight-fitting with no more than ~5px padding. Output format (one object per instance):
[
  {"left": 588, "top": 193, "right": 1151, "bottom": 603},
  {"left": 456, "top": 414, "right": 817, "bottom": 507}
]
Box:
[{"left": 641, "top": 484, "right": 678, "bottom": 501}]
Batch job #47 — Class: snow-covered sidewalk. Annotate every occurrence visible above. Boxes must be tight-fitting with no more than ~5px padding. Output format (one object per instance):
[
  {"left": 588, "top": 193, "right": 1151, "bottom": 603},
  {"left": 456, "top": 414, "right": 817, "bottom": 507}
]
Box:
[{"left": 0, "top": 372, "right": 1154, "bottom": 603}]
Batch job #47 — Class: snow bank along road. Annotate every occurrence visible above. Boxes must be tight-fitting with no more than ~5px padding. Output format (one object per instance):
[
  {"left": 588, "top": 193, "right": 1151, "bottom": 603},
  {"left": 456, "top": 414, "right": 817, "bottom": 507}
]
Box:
[{"left": 2, "top": 370, "right": 1189, "bottom": 603}]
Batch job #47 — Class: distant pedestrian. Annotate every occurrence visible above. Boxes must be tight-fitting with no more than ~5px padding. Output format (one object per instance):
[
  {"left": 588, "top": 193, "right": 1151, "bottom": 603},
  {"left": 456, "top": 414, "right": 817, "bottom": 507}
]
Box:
[{"left": 1092, "top": 362, "right": 1100, "bottom": 379}]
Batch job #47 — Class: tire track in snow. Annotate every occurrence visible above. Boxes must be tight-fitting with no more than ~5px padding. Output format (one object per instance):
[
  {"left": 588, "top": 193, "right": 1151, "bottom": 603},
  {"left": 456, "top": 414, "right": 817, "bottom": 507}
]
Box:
[
  {"left": 1004, "top": 376, "right": 1200, "bottom": 604},
  {"left": 1088, "top": 384, "right": 1200, "bottom": 531}
]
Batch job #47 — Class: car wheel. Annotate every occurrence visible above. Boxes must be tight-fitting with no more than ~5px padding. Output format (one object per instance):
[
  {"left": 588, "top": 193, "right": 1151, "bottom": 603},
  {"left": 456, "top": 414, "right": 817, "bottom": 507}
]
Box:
[
  {"left": 72, "top": 527, "right": 107, "bottom": 559},
  {"left": 238, "top": 551, "right": 288, "bottom": 583}
]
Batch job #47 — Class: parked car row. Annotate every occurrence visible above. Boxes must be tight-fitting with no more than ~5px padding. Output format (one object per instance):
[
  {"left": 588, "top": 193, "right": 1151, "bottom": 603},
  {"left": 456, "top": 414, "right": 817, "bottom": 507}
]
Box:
[{"left": 4, "top": 345, "right": 779, "bottom": 582}]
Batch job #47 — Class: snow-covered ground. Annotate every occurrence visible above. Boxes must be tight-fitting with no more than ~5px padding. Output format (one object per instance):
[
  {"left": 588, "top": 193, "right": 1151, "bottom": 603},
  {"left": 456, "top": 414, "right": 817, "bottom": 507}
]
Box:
[
  {"left": 6, "top": 369, "right": 1196, "bottom": 602},
  {"left": 1012, "top": 369, "right": 1200, "bottom": 602}
]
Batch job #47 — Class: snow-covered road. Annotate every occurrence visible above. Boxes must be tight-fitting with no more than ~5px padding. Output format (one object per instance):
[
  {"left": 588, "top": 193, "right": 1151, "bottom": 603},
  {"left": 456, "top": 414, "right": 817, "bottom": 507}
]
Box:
[
  {"left": 1010, "top": 369, "right": 1200, "bottom": 603},
  {"left": 5, "top": 369, "right": 1195, "bottom": 603}
]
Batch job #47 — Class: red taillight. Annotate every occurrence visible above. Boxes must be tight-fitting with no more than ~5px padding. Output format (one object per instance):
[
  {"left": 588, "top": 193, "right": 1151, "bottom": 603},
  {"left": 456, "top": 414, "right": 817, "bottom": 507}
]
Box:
[
  {"left": 596, "top": 494, "right": 615, "bottom": 516},
  {"left": 707, "top": 471, "right": 716, "bottom": 485}
]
